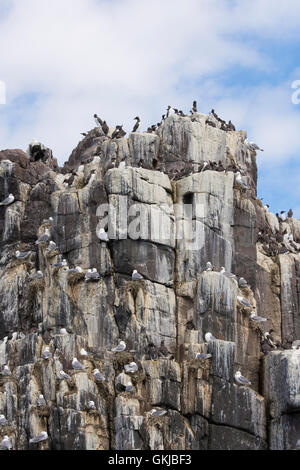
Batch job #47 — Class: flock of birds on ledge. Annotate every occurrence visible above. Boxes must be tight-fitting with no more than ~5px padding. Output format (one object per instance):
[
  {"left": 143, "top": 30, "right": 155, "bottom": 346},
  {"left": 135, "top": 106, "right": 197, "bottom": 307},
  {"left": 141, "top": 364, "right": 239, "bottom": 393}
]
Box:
[{"left": 0, "top": 101, "right": 299, "bottom": 449}]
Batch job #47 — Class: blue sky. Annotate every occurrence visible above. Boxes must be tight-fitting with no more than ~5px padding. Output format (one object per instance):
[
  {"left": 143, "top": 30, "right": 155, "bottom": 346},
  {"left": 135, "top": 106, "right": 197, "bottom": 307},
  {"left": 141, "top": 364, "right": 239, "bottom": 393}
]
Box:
[{"left": 0, "top": 0, "right": 300, "bottom": 217}]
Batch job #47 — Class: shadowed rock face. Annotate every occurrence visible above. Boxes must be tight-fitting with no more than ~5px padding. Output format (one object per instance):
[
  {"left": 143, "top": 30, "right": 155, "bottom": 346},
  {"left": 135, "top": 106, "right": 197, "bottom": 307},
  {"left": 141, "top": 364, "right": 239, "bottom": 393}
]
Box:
[{"left": 0, "top": 113, "right": 299, "bottom": 450}]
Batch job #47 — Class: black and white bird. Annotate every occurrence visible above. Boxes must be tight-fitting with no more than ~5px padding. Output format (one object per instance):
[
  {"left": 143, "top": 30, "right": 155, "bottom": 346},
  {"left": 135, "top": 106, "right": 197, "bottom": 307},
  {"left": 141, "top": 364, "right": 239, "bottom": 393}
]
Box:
[
  {"left": 0, "top": 193, "right": 14, "bottom": 207},
  {"left": 167, "top": 106, "right": 175, "bottom": 117},
  {"left": 111, "top": 340, "right": 126, "bottom": 353},
  {"left": 264, "top": 331, "right": 276, "bottom": 348},
  {"left": 54, "top": 258, "right": 68, "bottom": 268},
  {"left": 41, "top": 347, "right": 52, "bottom": 359},
  {"left": 98, "top": 228, "right": 109, "bottom": 242},
  {"left": 220, "top": 267, "right": 237, "bottom": 280},
  {"left": 68, "top": 266, "right": 83, "bottom": 274},
  {"left": 132, "top": 270, "right": 144, "bottom": 281},
  {"left": 88, "top": 401, "right": 96, "bottom": 410},
  {"left": 0, "top": 414, "right": 8, "bottom": 426},
  {"left": 151, "top": 409, "right": 167, "bottom": 417},
  {"left": 30, "top": 271, "right": 43, "bottom": 280},
  {"left": 250, "top": 312, "right": 268, "bottom": 323},
  {"left": 47, "top": 241, "right": 57, "bottom": 252},
  {"left": 124, "top": 362, "right": 138, "bottom": 374},
  {"left": 29, "top": 432, "right": 48, "bottom": 444},
  {"left": 15, "top": 250, "right": 32, "bottom": 260},
  {"left": 1, "top": 435, "right": 12, "bottom": 450},
  {"left": 192, "top": 101, "right": 197, "bottom": 113},
  {"left": 72, "top": 357, "right": 86, "bottom": 370},
  {"left": 94, "top": 114, "right": 103, "bottom": 126},
  {"left": 234, "top": 371, "right": 251, "bottom": 386},
  {"left": 36, "top": 228, "right": 51, "bottom": 245},
  {"left": 101, "top": 121, "right": 109, "bottom": 135},
  {"left": 205, "top": 332, "right": 216, "bottom": 342},
  {"left": 205, "top": 262, "right": 213, "bottom": 272},
  {"left": 244, "top": 138, "right": 264, "bottom": 152},
  {"left": 37, "top": 394, "right": 47, "bottom": 407},
  {"left": 85, "top": 269, "right": 100, "bottom": 281},
  {"left": 59, "top": 328, "right": 68, "bottom": 335},
  {"left": 93, "top": 369, "right": 105, "bottom": 382},
  {"left": 132, "top": 117, "right": 141, "bottom": 133},
  {"left": 80, "top": 348, "right": 88, "bottom": 356},
  {"left": 237, "top": 296, "right": 252, "bottom": 309},
  {"left": 58, "top": 370, "right": 71, "bottom": 381},
  {"left": 292, "top": 340, "right": 300, "bottom": 350},
  {"left": 279, "top": 211, "right": 286, "bottom": 222}
]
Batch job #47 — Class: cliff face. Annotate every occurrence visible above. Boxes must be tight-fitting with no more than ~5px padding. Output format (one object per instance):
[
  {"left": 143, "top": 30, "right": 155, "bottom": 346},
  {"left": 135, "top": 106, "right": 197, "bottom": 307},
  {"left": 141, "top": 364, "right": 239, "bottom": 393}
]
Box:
[{"left": 0, "top": 113, "right": 299, "bottom": 450}]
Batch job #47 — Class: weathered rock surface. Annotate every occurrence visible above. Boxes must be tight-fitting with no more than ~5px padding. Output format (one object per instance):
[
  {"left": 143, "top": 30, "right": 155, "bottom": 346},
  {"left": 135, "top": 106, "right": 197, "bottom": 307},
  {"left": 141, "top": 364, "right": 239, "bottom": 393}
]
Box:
[{"left": 0, "top": 112, "right": 299, "bottom": 450}]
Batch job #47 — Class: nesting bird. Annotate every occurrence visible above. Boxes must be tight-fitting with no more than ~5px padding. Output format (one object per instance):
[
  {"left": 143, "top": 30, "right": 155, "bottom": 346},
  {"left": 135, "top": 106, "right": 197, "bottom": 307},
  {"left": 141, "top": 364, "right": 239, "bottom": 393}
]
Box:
[
  {"left": 205, "top": 262, "right": 213, "bottom": 271},
  {"left": 151, "top": 409, "right": 167, "bottom": 417},
  {"left": 124, "top": 362, "right": 138, "bottom": 374},
  {"left": 237, "top": 296, "right": 252, "bottom": 309},
  {"left": 0, "top": 414, "right": 8, "bottom": 426},
  {"left": 250, "top": 312, "right": 268, "bottom": 323},
  {"left": 15, "top": 250, "right": 32, "bottom": 260},
  {"left": 72, "top": 358, "right": 86, "bottom": 370},
  {"left": 244, "top": 138, "right": 264, "bottom": 152},
  {"left": 36, "top": 228, "right": 51, "bottom": 245},
  {"left": 41, "top": 347, "right": 52, "bottom": 360},
  {"left": 93, "top": 369, "right": 105, "bottom": 382},
  {"left": 196, "top": 352, "right": 212, "bottom": 360},
  {"left": 98, "top": 228, "right": 109, "bottom": 242},
  {"left": 235, "top": 172, "right": 249, "bottom": 190},
  {"left": 1, "top": 365, "right": 11, "bottom": 376},
  {"left": 58, "top": 370, "right": 71, "bottom": 381},
  {"left": 0, "top": 194, "right": 14, "bottom": 207},
  {"left": 205, "top": 332, "right": 216, "bottom": 342},
  {"left": 132, "top": 270, "right": 144, "bottom": 280},
  {"left": 37, "top": 394, "right": 47, "bottom": 407},
  {"left": 132, "top": 117, "right": 141, "bottom": 133},
  {"left": 1, "top": 435, "right": 12, "bottom": 450},
  {"left": 111, "top": 340, "right": 126, "bottom": 353},
  {"left": 29, "top": 431, "right": 48, "bottom": 444},
  {"left": 234, "top": 371, "right": 251, "bottom": 386}
]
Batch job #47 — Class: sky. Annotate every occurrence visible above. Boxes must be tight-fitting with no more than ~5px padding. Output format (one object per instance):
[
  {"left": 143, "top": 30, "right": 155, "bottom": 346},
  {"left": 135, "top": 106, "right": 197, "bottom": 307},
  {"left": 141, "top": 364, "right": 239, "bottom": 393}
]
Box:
[{"left": 0, "top": 0, "right": 300, "bottom": 217}]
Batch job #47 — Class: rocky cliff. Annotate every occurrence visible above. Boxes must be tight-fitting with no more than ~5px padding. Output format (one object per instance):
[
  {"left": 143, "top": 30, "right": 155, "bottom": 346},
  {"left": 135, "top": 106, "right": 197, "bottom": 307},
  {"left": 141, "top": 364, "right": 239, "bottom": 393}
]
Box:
[{"left": 0, "top": 112, "right": 299, "bottom": 450}]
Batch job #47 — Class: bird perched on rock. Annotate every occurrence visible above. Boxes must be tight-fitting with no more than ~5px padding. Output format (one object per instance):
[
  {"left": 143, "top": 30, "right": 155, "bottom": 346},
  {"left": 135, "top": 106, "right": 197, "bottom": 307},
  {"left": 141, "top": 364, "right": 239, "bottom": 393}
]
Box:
[
  {"left": 132, "top": 270, "right": 144, "bottom": 280},
  {"left": 68, "top": 266, "right": 83, "bottom": 274},
  {"left": 88, "top": 401, "right": 96, "bottom": 410},
  {"left": 125, "top": 381, "right": 135, "bottom": 393},
  {"left": 37, "top": 394, "right": 47, "bottom": 407},
  {"left": 235, "top": 172, "right": 249, "bottom": 190},
  {"left": 237, "top": 296, "right": 252, "bottom": 309},
  {"left": 250, "top": 312, "right": 268, "bottom": 323},
  {"left": 220, "top": 267, "right": 237, "bottom": 280},
  {"left": 94, "top": 114, "right": 103, "bottom": 126},
  {"left": 151, "top": 409, "right": 167, "bottom": 417},
  {"left": 29, "top": 432, "right": 48, "bottom": 444},
  {"left": 205, "top": 262, "right": 213, "bottom": 271},
  {"left": 59, "top": 328, "right": 68, "bottom": 335},
  {"left": 292, "top": 340, "right": 300, "bottom": 350},
  {"left": 36, "top": 228, "right": 51, "bottom": 245},
  {"left": 167, "top": 106, "right": 175, "bottom": 117},
  {"left": 238, "top": 277, "right": 249, "bottom": 289},
  {"left": 41, "top": 347, "right": 52, "bottom": 359},
  {"left": 158, "top": 340, "right": 171, "bottom": 358},
  {"left": 196, "top": 352, "right": 212, "bottom": 360},
  {"left": 81, "top": 132, "right": 88, "bottom": 137},
  {"left": 234, "top": 371, "right": 251, "bottom": 386},
  {"left": 58, "top": 370, "right": 71, "bottom": 381},
  {"left": 0, "top": 414, "right": 8, "bottom": 426},
  {"left": 192, "top": 101, "right": 197, "bottom": 113},
  {"left": 287, "top": 209, "right": 293, "bottom": 218},
  {"left": 72, "top": 358, "right": 86, "bottom": 370},
  {"left": 112, "top": 340, "right": 126, "bottom": 353},
  {"left": 93, "top": 369, "right": 105, "bottom": 382},
  {"left": 244, "top": 138, "right": 264, "bottom": 152},
  {"left": 264, "top": 331, "right": 276, "bottom": 349},
  {"left": 15, "top": 250, "right": 32, "bottom": 260},
  {"left": 205, "top": 332, "right": 215, "bottom": 342},
  {"left": 54, "top": 258, "right": 68, "bottom": 268},
  {"left": 30, "top": 271, "right": 43, "bottom": 280},
  {"left": 0, "top": 193, "right": 14, "bottom": 207},
  {"left": 279, "top": 211, "right": 286, "bottom": 222},
  {"left": 101, "top": 121, "right": 109, "bottom": 135},
  {"left": 125, "top": 362, "right": 138, "bottom": 374},
  {"left": 147, "top": 343, "right": 158, "bottom": 360},
  {"left": 98, "top": 228, "right": 109, "bottom": 242},
  {"left": 85, "top": 269, "right": 100, "bottom": 281},
  {"left": 1, "top": 435, "right": 12, "bottom": 450},
  {"left": 80, "top": 348, "right": 88, "bottom": 356},
  {"left": 1, "top": 365, "right": 11, "bottom": 376},
  {"left": 132, "top": 116, "right": 141, "bottom": 133}
]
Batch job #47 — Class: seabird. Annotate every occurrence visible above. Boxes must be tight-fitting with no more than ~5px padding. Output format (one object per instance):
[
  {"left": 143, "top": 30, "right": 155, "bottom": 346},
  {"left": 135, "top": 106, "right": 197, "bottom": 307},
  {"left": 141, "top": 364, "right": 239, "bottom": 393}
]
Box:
[
  {"left": 250, "top": 312, "right": 268, "bottom": 323},
  {"left": 235, "top": 172, "right": 249, "bottom": 190},
  {"left": 68, "top": 266, "right": 83, "bottom": 274},
  {"left": 147, "top": 343, "right": 159, "bottom": 360},
  {"left": 0, "top": 415, "right": 8, "bottom": 426},
  {"left": 98, "top": 228, "right": 109, "bottom": 242},
  {"left": 124, "top": 362, "right": 138, "bottom": 374},
  {"left": 37, "top": 394, "right": 47, "bottom": 407},
  {"left": 0, "top": 194, "right": 14, "bottom": 207},
  {"left": 93, "top": 369, "right": 105, "bottom": 382},
  {"left": 29, "top": 432, "right": 48, "bottom": 444},
  {"left": 2, "top": 365, "right": 11, "bottom": 376},
  {"left": 80, "top": 348, "right": 88, "bottom": 356},
  {"left": 158, "top": 340, "right": 171, "bottom": 358},
  {"left": 58, "top": 370, "right": 71, "bottom": 381},
  {"left": 81, "top": 132, "right": 88, "bottom": 137},
  {"left": 132, "top": 117, "right": 141, "bottom": 133},
  {"left": 279, "top": 211, "right": 286, "bottom": 222},
  {"left": 36, "top": 228, "right": 51, "bottom": 245},
  {"left": 264, "top": 331, "right": 276, "bottom": 348},
  {"left": 125, "top": 381, "right": 135, "bottom": 393},
  {"left": 72, "top": 358, "right": 86, "bottom": 370},
  {"left": 205, "top": 262, "right": 213, "bottom": 271},
  {"left": 244, "top": 138, "right": 264, "bottom": 152},
  {"left": 201, "top": 161, "right": 208, "bottom": 172},
  {"left": 85, "top": 268, "right": 100, "bottom": 281},
  {"left": 292, "top": 340, "right": 300, "bottom": 350},
  {"left": 205, "top": 332, "right": 215, "bottom": 342},
  {"left": 264, "top": 204, "right": 270, "bottom": 211},
  {"left": 15, "top": 250, "right": 32, "bottom": 260},
  {"left": 132, "top": 270, "right": 144, "bottom": 280},
  {"left": 101, "top": 121, "right": 109, "bottom": 135},
  {"left": 88, "top": 401, "right": 96, "bottom": 410},
  {"left": 59, "top": 328, "right": 68, "bottom": 335},
  {"left": 41, "top": 347, "right": 52, "bottom": 359},
  {"left": 112, "top": 127, "right": 121, "bottom": 139},
  {"left": 234, "top": 371, "right": 251, "bottom": 386},
  {"left": 287, "top": 209, "right": 293, "bottom": 218},
  {"left": 167, "top": 106, "right": 175, "bottom": 117},
  {"left": 1, "top": 436, "right": 12, "bottom": 450},
  {"left": 118, "top": 162, "right": 126, "bottom": 169},
  {"left": 237, "top": 296, "right": 252, "bottom": 309},
  {"left": 220, "top": 267, "right": 237, "bottom": 279},
  {"left": 195, "top": 353, "right": 212, "bottom": 360},
  {"left": 47, "top": 241, "right": 57, "bottom": 252},
  {"left": 151, "top": 409, "right": 167, "bottom": 417},
  {"left": 192, "top": 101, "right": 197, "bottom": 113},
  {"left": 94, "top": 114, "right": 103, "bottom": 126},
  {"left": 238, "top": 277, "right": 249, "bottom": 289},
  {"left": 111, "top": 340, "right": 126, "bottom": 353},
  {"left": 30, "top": 271, "right": 44, "bottom": 280},
  {"left": 54, "top": 259, "right": 68, "bottom": 268}
]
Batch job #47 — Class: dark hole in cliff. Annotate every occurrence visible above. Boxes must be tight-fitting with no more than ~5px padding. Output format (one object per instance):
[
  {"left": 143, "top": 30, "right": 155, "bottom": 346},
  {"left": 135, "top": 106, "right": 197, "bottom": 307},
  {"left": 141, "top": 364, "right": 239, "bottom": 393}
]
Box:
[
  {"left": 153, "top": 159, "right": 158, "bottom": 169},
  {"left": 183, "top": 192, "right": 194, "bottom": 206}
]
